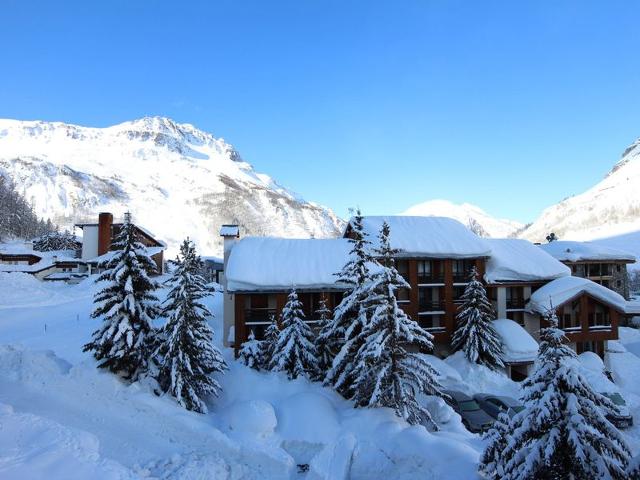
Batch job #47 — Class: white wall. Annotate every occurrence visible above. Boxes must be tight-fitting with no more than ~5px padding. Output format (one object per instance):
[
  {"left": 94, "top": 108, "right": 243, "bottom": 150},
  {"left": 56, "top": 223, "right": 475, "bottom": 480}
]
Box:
[{"left": 81, "top": 226, "right": 99, "bottom": 260}]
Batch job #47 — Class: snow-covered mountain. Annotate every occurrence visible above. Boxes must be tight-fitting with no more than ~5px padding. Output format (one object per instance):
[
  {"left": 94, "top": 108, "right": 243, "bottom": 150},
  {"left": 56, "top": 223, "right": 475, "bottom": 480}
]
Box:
[
  {"left": 401, "top": 199, "right": 523, "bottom": 238},
  {"left": 520, "top": 137, "right": 640, "bottom": 243},
  {"left": 0, "top": 117, "right": 344, "bottom": 255}
]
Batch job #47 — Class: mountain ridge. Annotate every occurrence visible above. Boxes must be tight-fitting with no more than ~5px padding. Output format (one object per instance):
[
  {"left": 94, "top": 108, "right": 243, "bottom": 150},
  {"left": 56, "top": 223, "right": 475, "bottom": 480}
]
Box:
[{"left": 0, "top": 117, "right": 344, "bottom": 256}]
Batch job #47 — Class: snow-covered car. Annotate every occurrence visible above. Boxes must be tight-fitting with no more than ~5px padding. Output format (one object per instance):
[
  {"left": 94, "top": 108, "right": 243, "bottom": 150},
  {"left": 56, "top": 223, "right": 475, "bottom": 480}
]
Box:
[
  {"left": 473, "top": 394, "right": 524, "bottom": 419},
  {"left": 601, "top": 392, "right": 633, "bottom": 429},
  {"left": 443, "top": 390, "right": 495, "bottom": 433}
]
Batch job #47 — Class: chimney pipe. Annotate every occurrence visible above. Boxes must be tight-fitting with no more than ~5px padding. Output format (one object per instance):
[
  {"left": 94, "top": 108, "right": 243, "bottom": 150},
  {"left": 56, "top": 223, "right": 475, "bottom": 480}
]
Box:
[{"left": 98, "top": 212, "right": 113, "bottom": 256}]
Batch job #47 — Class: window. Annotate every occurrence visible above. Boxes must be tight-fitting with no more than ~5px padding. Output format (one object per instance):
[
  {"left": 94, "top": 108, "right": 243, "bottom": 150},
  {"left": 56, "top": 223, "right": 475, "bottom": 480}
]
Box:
[
  {"left": 453, "top": 285, "right": 466, "bottom": 304},
  {"left": 395, "top": 288, "right": 410, "bottom": 303},
  {"left": 506, "top": 287, "right": 525, "bottom": 309},
  {"left": 616, "top": 265, "right": 622, "bottom": 273},
  {"left": 452, "top": 259, "right": 474, "bottom": 282},
  {"left": 616, "top": 280, "right": 622, "bottom": 288},
  {"left": 419, "top": 287, "right": 443, "bottom": 312},
  {"left": 244, "top": 294, "right": 276, "bottom": 339},
  {"left": 418, "top": 314, "right": 444, "bottom": 331},
  {"left": 559, "top": 311, "right": 580, "bottom": 330},
  {"left": 396, "top": 260, "right": 409, "bottom": 282},
  {"left": 588, "top": 302, "right": 611, "bottom": 329},
  {"left": 417, "top": 260, "right": 443, "bottom": 283}
]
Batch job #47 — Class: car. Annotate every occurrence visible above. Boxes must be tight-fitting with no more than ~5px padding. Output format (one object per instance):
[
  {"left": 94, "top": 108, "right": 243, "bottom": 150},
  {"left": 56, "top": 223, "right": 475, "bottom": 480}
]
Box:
[
  {"left": 443, "top": 390, "right": 495, "bottom": 433},
  {"left": 473, "top": 394, "right": 525, "bottom": 419},
  {"left": 602, "top": 392, "right": 633, "bottom": 429}
]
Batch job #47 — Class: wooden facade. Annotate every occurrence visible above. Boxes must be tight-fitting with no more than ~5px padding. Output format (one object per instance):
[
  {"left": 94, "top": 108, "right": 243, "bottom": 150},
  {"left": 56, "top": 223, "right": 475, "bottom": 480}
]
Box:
[{"left": 233, "top": 257, "right": 487, "bottom": 351}]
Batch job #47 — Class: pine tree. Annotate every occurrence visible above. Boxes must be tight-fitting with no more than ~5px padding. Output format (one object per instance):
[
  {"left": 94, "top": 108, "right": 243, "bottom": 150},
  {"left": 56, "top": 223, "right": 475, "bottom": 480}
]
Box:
[
  {"left": 478, "top": 412, "right": 511, "bottom": 479},
  {"left": 238, "top": 329, "right": 263, "bottom": 370},
  {"left": 83, "top": 212, "right": 161, "bottom": 380},
  {"left": 313, "top": 297, "right": 333, "bottom": 378},
  {"left": 628, "top": 455, "right": 640, "bottom": 480},
  {"left": 350, "top": 221, "right": 444, "bottom": 428},
  {"left": 154, "top": 238, "right": 227, "bottom": 413},
  {"left": 485, "top": 312, "right": 631, "bottom": 480},
  {"left": 323, "top": 209, "right": 376, "bottom": 397},
  {"left": 269, "top": 289, "right": 319, "bottom": 380},
  {"left": 33, "top": 229, "right": 81, "bottom": 252},
  {"left": 260, "top": 314, "right": 280, "bottom": 368},
  {"left": 451, "top": 267, "right": 504, "bottom": 370}
]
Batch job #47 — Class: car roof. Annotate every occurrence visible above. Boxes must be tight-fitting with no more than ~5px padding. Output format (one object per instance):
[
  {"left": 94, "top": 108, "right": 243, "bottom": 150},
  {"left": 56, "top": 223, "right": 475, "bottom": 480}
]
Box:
[
  {"left": 444, "top": 390, "right": 473, "bottom": 401},
  {"left": 475, "top": 394, "right": 520, "bottom": 406}
]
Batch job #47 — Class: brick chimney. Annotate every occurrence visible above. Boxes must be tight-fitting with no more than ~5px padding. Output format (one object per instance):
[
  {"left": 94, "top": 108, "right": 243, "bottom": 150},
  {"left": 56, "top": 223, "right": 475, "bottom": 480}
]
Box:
[{"left": 98, "top": 212, "right": 113, "bottom": 256}]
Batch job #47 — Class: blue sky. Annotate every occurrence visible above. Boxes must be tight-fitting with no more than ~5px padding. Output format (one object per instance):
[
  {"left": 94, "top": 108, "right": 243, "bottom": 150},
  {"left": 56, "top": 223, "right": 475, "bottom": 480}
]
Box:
[{"left": 2, "top": 1, "right": 640, "bottom": 223}]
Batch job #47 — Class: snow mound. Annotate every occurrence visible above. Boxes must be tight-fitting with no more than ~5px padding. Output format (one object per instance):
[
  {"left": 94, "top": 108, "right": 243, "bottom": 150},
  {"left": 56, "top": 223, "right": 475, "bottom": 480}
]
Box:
[
  {"left": 226, "top": 237, "right": 351, "bottom": 291},
  {"left": 354, "top": 216, "right": 492, "bottom": 258},
  {"left": 492, "top": 319, "right": 538, "bottom": 363},
  {"left": 527, "top": 276, "right": 628, "bottom": 314},
  {"left": 0, "top": 345, "right": 72, "bottom": 382},
  {"left": 444, "top": 351, "right": 519, "bottom": 398},
  {"left": 484, "top": 238, "right": 570, "bottom": 283},
  {"left": 0, "top": 402, "right": 136, "bottom": 480},
  {"left": 276, "top": 392, "right": 340, "bottom": 443},
  {"left": 539, "top": 240, "right": 636, "bottom": 262},
  {"left": 224, "top": 400, "right": 277, "bottom": 438},
  {"left": 607, "top": 342, "right": 640, "bottom": 397},
  {"left": 578, "top": 351, "right": 605, "bottom": 373}
]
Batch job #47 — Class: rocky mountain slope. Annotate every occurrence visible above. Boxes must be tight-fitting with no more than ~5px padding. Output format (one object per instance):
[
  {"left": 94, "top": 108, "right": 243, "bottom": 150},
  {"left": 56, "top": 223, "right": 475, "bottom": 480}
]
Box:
[
  {"left": 401, "top": 199, "right": 523, "bottom": 238},
  {"left": 520, "top": 137, "right": 640, "bottom": 243},
  {"left": 0, "top": 117, "right": 344, "bottom": 255}
]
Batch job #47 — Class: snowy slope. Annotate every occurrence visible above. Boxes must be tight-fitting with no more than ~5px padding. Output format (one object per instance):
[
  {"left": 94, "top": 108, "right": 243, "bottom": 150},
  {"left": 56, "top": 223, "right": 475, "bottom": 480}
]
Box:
[
  {"left": 520, "top": 136, "right": 640, "bottom": 243},
  {"left": 401, "top": 199, "right": 523, "bottom": 238},
  {"left": 0, "top": 117, "right": 344, "bottom": 255},
  {"left": 0, "top": 273, "right": 484, "bottom": 479}
]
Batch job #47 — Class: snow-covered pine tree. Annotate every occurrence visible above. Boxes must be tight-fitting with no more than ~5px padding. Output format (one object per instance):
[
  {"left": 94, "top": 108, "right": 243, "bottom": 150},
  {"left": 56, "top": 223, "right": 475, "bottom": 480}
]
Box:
[
  {"left": 488, "top": 312, "right": 631, "bottom": 480},
  {"left": 33, "top": 229, "right": 81, "bottom": 252},
  {"left": 451, "top": 267, "right": 504, "bottom": 370},
  {"left": 350, "top": 221, "right": 444, "bottom": 428},
  {"left": 628, "top": 455, "right": 640, "bottom": 480},
  {"left": 260, "top": 314, "right": 280, "bottom": 368},
  {"left": 478, "top": 412, "right": 511, "bottom": 479},
  {"left": 313, "top": 297, "right": 333, "bottom": 378},
  {"left": 238, "top": 329, "right": 263, "bottom": 370},
  {"left": 322, "top": 209, "right": 376, "bottom": 397},
  {"left": 83, "top": 212, "right": 161, "bottom": 380},
  {"left": 154, "top": 238, "right": 227, "bottom": 413},
  {"left": 269, "top": 289, "right": 319, "bottom": 380}
]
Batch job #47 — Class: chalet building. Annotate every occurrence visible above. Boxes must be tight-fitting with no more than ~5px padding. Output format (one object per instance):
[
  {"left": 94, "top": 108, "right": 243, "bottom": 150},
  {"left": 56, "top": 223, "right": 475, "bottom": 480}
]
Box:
[
  {"left": 220, "top": 216, "right": 640, "bottom": 371},
  {"left": 539, "top": 241, "right": 635, "bottom": 299},
  {"left": 0, "top": 244, "right": 86, "bottom": 282},
  {"left": 75, "top": 212, "right": 166, "bottom": 274},
  {"left": 1, "top": 212, "right": 166, "bottom": 282}
]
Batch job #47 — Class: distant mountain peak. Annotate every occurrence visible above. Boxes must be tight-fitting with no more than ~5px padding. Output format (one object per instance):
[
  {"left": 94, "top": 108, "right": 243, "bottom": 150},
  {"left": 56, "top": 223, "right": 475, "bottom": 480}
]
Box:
[
  {"left": 401, "top": 199, "right": 523, "bottom": 238},
  {"left": 0, "top": 118, "right": 343, "bottom": 255}
]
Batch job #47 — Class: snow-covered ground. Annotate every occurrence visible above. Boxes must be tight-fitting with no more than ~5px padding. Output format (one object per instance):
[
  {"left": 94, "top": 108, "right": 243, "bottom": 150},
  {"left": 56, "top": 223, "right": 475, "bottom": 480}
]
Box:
[{"left": 1, "top": 273, "right": 640, "bottom": 479}]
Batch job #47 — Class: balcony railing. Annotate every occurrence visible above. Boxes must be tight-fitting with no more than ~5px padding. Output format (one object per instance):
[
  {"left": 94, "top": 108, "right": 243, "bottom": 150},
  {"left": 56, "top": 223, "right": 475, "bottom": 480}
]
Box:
[
  {"left": 417, "top": 273, "right": 445, "bottom": 284},
  {"left": 245, "top": 308, "right": 277, "bottom": 324},
  {"left": 506, "top": 299, "right": 526, "bottom": 310},
  {"left": 452, "top": 272, "right": 470, "bottom": 283},
  {"left": 418, "top": 301, "right": 445, "bottom": 312}
]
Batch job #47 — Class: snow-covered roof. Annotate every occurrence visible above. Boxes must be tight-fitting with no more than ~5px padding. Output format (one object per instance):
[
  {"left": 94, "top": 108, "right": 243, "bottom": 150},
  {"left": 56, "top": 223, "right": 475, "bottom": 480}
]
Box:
[
  {"left": 484, "top": 239, "right": 570, "bottom": 283},
  {"left": 526, "top": 276, "right": 628, "bottom": 314},
  {"left": 349, "top": 216, "right": 491, "bottom": 259},
  {"left": 539, "top": 241, "right": 635, "bottom": 263},
  {"left": 220, "top": 225, "right": 240, "bottom": 237},
  {"left": 226, "top": 237, "right": 352, "bottom": 291},
  {"left": 0, "top": 243, "right": 81, "bottom": 273},
  {"left": 492, "top": 319, "right": 539, "bottom": 363}
]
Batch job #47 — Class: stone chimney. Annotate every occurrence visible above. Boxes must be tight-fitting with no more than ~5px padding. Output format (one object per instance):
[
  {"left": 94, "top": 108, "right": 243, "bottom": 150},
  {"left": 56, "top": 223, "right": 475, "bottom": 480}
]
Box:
[
  {"left": 219, "top": 224, "right": 239, "bottom": 348},
  {"left": 220, "top": 224, "right": 240, "bottom": 273},
  {"left": 98, "top": 212, "right": 113, "bottom": 256}
]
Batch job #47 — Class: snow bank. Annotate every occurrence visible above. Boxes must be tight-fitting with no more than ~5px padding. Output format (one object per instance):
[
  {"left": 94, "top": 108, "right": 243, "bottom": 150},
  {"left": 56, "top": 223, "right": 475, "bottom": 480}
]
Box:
[
  {"left": 354, "top": 216, "right": 491, "bottom": 258},
  {"left": 539, "top": 240, "right": 636, "bottom": 262},
  {"left": 492, "top": 319, "right": 538, "bottom": 363},
  {"left": 226, "top": 237, "right": 351, "bottom": 291},
  {"left": 484, "top": 238, "right": 570, "bottom": 283},
  {"left": 0, "top": 271, "right": 95, "bottom": 309},
  {"left": 0, "top": 403, "right": 137, "bottom": 480},
  {"left": 444, "top": 351, "right": 520, "bottom": 398},
  {"left": 527, "top": 275, "right": 628, "bottom": 314},
  {"left": 223, "top": 400, "right": 277, "bottom": 438}
]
